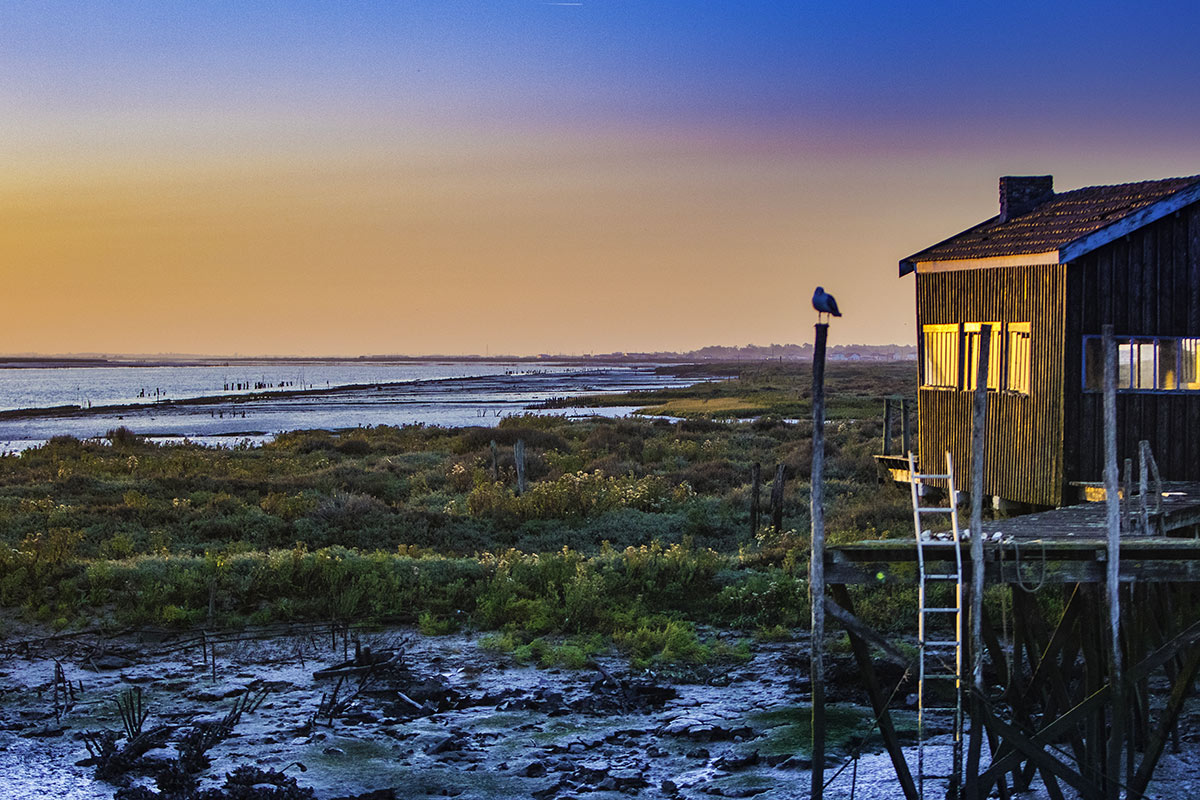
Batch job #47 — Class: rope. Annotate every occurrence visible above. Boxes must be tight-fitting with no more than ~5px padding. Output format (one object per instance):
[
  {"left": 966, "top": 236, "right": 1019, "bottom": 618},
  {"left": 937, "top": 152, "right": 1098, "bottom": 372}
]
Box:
[{"left": 1009, "top": 540, "right": 1047, "bottom": 593}]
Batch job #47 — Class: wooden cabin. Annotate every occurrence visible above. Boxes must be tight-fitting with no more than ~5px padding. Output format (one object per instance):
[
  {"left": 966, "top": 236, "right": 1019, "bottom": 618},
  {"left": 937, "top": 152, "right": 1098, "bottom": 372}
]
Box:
[{"left": 900, "top": 173, "right": 1200, "bottom": 507}]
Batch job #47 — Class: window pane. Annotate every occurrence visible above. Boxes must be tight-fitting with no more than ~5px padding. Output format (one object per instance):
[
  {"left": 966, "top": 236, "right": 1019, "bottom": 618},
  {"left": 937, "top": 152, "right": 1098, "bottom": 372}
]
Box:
[
  {"left": 989, "top": 325, "right": 1004, "bottom": 389},
  {"left": 1134, "top": 339, "right": 1156, "bottom": 389},
  {"left": 1118, "top": 343, "right": 1133, "bottom": 389},
  {"left": 1158, "top": 339, "right": 1179, "bottom": 390},
  {"left": 1183, "top": 338, "right": 1200, "bottom": 389}
]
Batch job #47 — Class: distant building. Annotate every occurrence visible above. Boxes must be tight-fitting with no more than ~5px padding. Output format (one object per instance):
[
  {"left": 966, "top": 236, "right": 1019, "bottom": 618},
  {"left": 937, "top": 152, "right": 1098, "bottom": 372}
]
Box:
[{"left": 901, "top": 173, "right": 1200, "bottom": 506}]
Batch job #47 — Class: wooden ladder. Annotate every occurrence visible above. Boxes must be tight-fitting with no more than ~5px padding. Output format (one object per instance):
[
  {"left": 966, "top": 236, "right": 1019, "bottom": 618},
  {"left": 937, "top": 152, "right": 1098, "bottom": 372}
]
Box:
[{"left": 908, "top": 451, "right": 964, "bottom": 800}]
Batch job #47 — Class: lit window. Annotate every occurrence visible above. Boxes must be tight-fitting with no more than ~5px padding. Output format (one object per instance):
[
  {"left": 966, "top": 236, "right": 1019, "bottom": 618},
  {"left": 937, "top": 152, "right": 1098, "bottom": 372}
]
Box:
[
  {"left": 1007, "top": 323, "right": 1031, "bottom": 395},
  {"left": 923, "top": 324, "right": 959, "bottom": 388},
  {"left": 964, "top": 322, "right": 1004, "bottom": 391},
  {"left": 921, "top": 322, "right": 1031, "bottom": 394}
]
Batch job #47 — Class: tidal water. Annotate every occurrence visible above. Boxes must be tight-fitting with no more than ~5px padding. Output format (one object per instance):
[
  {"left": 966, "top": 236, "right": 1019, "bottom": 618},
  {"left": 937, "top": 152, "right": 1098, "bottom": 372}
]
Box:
[{"left": 0, "top": 360, "right": 697, "bottom": 452}]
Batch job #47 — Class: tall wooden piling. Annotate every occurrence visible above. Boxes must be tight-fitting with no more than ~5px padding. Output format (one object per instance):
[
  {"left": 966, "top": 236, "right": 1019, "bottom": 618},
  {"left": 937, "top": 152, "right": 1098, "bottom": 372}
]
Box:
[
  {"left": 811, "top": 322, "right": 829, "bottom": 799},
  {"left": 965, "top": 325, "right": 990, "bottom": 799},
  {"left": 1102, "top": 324, "right": 1123, "bottom": 798}
]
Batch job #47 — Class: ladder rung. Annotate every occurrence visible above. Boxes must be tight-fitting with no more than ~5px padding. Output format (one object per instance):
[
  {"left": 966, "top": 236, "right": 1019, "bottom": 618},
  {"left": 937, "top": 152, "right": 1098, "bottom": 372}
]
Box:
[
  {"left": 923, "top": 640, "right": 960, "bottom": 647},
  {"left": 925, "top": 573, "right": 960, "bottom": 580},
  {"left": 921, "top": 607, "right": 959, "bottom": 613},
  {"left": 913, "top": 473, "right": 950, "bottom": 480},
  {"left": 916, "top": 507, "right": 955, "bottom": 513}
]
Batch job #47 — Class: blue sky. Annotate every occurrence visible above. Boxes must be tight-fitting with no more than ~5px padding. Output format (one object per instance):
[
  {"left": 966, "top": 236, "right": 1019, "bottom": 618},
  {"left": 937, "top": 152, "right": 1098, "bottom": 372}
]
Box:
[{"left": 3, "top": 1, "right": 1200, "bottom": 354}]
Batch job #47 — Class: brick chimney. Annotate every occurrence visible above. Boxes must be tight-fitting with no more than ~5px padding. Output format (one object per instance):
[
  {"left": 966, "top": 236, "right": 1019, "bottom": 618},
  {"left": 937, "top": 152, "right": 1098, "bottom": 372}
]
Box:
[{"left": 999, "top": 175, "right": 1054, "bottom": 222}]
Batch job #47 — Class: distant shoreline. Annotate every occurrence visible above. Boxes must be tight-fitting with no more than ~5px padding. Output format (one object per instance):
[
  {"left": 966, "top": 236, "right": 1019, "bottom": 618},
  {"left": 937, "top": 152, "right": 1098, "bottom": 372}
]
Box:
[
  {"left": 0, "top": 345, "right": 917, "bottom": 370},
  {"left": 0, "top": 367, "right": 636, "bottom": 421}
]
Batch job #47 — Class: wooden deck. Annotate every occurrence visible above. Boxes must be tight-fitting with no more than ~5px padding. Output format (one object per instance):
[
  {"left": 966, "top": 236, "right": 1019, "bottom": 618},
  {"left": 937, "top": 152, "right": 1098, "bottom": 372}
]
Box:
[{"left": 828, "top": 482, "right": 1200, "bottom": 585}]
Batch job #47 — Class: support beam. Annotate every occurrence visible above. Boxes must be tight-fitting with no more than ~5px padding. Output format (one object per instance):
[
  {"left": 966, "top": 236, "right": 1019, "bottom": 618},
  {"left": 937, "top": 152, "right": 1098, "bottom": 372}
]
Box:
[
  {"left": 824, "top": 596, "right": 911, "bottom": 668},
  {"left": 1128, "top": 644, "right": 1200, "bottom": 798},
  {"left": 829, "top": 584, "right": 919, "bottom": 800},
  {"left": 977, "top": 694, "right": 1105, "bottom": 799}
]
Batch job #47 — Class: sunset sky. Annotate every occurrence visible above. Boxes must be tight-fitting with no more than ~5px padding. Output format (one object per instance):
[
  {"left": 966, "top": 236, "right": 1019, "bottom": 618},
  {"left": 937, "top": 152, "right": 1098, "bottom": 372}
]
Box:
[{"left": 5, "top": 1, "right": 1200, "bottom": 357}]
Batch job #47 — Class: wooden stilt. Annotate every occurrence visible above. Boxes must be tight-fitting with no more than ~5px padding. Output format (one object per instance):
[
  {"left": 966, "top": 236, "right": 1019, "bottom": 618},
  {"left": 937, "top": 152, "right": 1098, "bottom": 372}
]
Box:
[
  {"left": 1128, "top": 644, "right": 1200, "bottom": 798},
  {"left": 965, "top": 325, "right": 989, "bottom": 800},
  {"left": 810, "top": 322, "right": 829, "bottom": 800},
  {"left": 1102, "top": 324, "right": 1124, "bottom": 800}
]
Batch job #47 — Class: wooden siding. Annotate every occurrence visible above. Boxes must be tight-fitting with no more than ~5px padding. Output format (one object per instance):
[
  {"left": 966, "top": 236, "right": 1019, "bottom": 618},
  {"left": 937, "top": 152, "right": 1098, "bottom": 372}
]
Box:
[
  {"left": 1064, "top": 202, "right": 1200, "bottom": 484},
  {"left": 917, "top": 263, "right": 1066, "bottom": 506}
]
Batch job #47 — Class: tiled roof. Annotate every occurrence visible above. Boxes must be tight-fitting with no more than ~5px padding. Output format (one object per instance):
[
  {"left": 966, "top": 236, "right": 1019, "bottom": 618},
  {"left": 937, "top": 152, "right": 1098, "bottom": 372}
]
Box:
[{"left": 902, "top": 175, "right": 1200, "bottom": 266}]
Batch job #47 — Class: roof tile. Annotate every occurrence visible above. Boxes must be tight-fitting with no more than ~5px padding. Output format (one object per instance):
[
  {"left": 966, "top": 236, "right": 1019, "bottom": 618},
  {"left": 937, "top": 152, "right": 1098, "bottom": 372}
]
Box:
[{"left": 903, "top": 175, "right": 1200, "bottom": 264}]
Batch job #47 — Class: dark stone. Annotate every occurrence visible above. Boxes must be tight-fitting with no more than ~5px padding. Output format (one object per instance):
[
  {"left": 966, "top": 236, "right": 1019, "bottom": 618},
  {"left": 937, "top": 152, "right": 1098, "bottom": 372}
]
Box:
[
  {"left": 426, "top": 734, "right": 462, "bottom": 755},
  {"left": 329, "top": 790, "right": 397, "bottom": 800},
  {"left": 517, "top": 761, "right": 547, "bottom": 778},
  {"left": 714, "top": 750, "right": 759, "bottom": 770}
]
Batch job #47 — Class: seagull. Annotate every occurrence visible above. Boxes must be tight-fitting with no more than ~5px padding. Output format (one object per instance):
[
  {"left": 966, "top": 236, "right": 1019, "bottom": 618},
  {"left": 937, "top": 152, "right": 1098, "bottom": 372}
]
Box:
[{"left": 812, "top": 286, "right": 841, "bottom": 322}]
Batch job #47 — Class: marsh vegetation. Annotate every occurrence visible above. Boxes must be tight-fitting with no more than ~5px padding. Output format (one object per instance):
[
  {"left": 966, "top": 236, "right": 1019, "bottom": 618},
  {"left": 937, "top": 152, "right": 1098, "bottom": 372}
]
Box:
[{"left": 0, "top": 362, "right": 920, "bottom": 666}]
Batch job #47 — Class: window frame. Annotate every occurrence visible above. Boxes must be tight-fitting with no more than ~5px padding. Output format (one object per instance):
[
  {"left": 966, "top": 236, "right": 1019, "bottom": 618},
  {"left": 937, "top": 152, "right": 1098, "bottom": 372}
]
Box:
[
  {"left": 922, "top": 323, "right": 961, "bottom": 389},
  {"left": 1082, "top": 334, "right": 1200, "bottom": 393}
]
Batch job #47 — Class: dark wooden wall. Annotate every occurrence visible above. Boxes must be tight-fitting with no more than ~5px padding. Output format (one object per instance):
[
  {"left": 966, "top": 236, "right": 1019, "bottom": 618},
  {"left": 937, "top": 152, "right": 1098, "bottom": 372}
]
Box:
[
  {"left": 1064, "top": 202, "right": 1200, "bottom": 484},
  {"left": 917, "top": 263, "right": 1066, "bottom": 507}
]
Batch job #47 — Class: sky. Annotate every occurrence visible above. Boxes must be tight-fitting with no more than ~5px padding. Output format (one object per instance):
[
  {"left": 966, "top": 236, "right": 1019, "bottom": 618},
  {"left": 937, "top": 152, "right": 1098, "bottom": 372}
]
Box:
[{"left": 5, "top": 1, "right": 1200, "bottom": 357}]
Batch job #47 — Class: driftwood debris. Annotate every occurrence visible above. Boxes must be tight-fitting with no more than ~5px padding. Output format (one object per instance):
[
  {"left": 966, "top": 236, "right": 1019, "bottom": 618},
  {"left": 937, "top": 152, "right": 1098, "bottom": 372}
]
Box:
[{"left": 312, "top": 644, "right": 398, "bottom": 680}]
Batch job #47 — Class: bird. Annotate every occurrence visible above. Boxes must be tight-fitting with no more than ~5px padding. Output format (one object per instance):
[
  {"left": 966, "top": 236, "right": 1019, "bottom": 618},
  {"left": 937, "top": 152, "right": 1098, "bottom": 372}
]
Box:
[{"left": 812, "top": 286, "right": 841, "bottom": 322}]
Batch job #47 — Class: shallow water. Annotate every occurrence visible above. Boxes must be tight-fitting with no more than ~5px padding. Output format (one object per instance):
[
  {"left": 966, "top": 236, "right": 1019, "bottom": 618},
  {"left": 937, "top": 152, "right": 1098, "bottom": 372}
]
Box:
[
  {"left": 3, "top": 627, "right": 1195, "bottom": 800},
  {"left": 0, "top": 361, "right": 585, "bottom": 412},
  {"left": 0, "top": 363, "right": 696, "bottom": 452},
  {"left": 0, "top": 628, "right": 964, "bottom": 800}
]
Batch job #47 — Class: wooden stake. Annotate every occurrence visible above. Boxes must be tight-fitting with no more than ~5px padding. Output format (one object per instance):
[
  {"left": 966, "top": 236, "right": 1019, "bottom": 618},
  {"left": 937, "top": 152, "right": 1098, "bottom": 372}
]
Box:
[
  {"left": 750, "top": 462, "right": 761, "bottom": 537},
  {"left": 1102, "top": 324, "right": 1124, "bottom": 798},
  {"left": 514, "top": 439, "right": 526, "bottom": 495},
  {"left": 810, "top": 322, "right": 828, "bottom": 800},
  {"left": 771, "top": 463, "right": 786, "bottom": 534}
]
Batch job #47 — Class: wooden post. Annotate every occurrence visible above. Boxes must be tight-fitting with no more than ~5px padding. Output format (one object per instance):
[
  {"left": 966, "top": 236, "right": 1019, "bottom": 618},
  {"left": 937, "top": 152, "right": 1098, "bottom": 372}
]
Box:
[
  {"left": 514, "top": 439, "right": 527, "bottom": 495},
  {"left": 901, "top": 398, "right": 912, "bottom": 456},
  {"left": 1102, "top": 324, "right": 1124, "bottom": 798},
  {"left": 883, "top": 398, "right": 894, "bottom": 456},
  {"left": 771, "top": 463, "right": 786, "bottom": 534},
  {"left": 750, "top": 462, "right": 762, "bottom": 536},
  {"left": 965, "top": 325, "right": 990, "bottom": 800},
  {"left": 811, "top": 322, "right": 829, "bottom": 800},
  {"left": 1137, "top": 441, "right": 1149, "bottom": 536}
]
